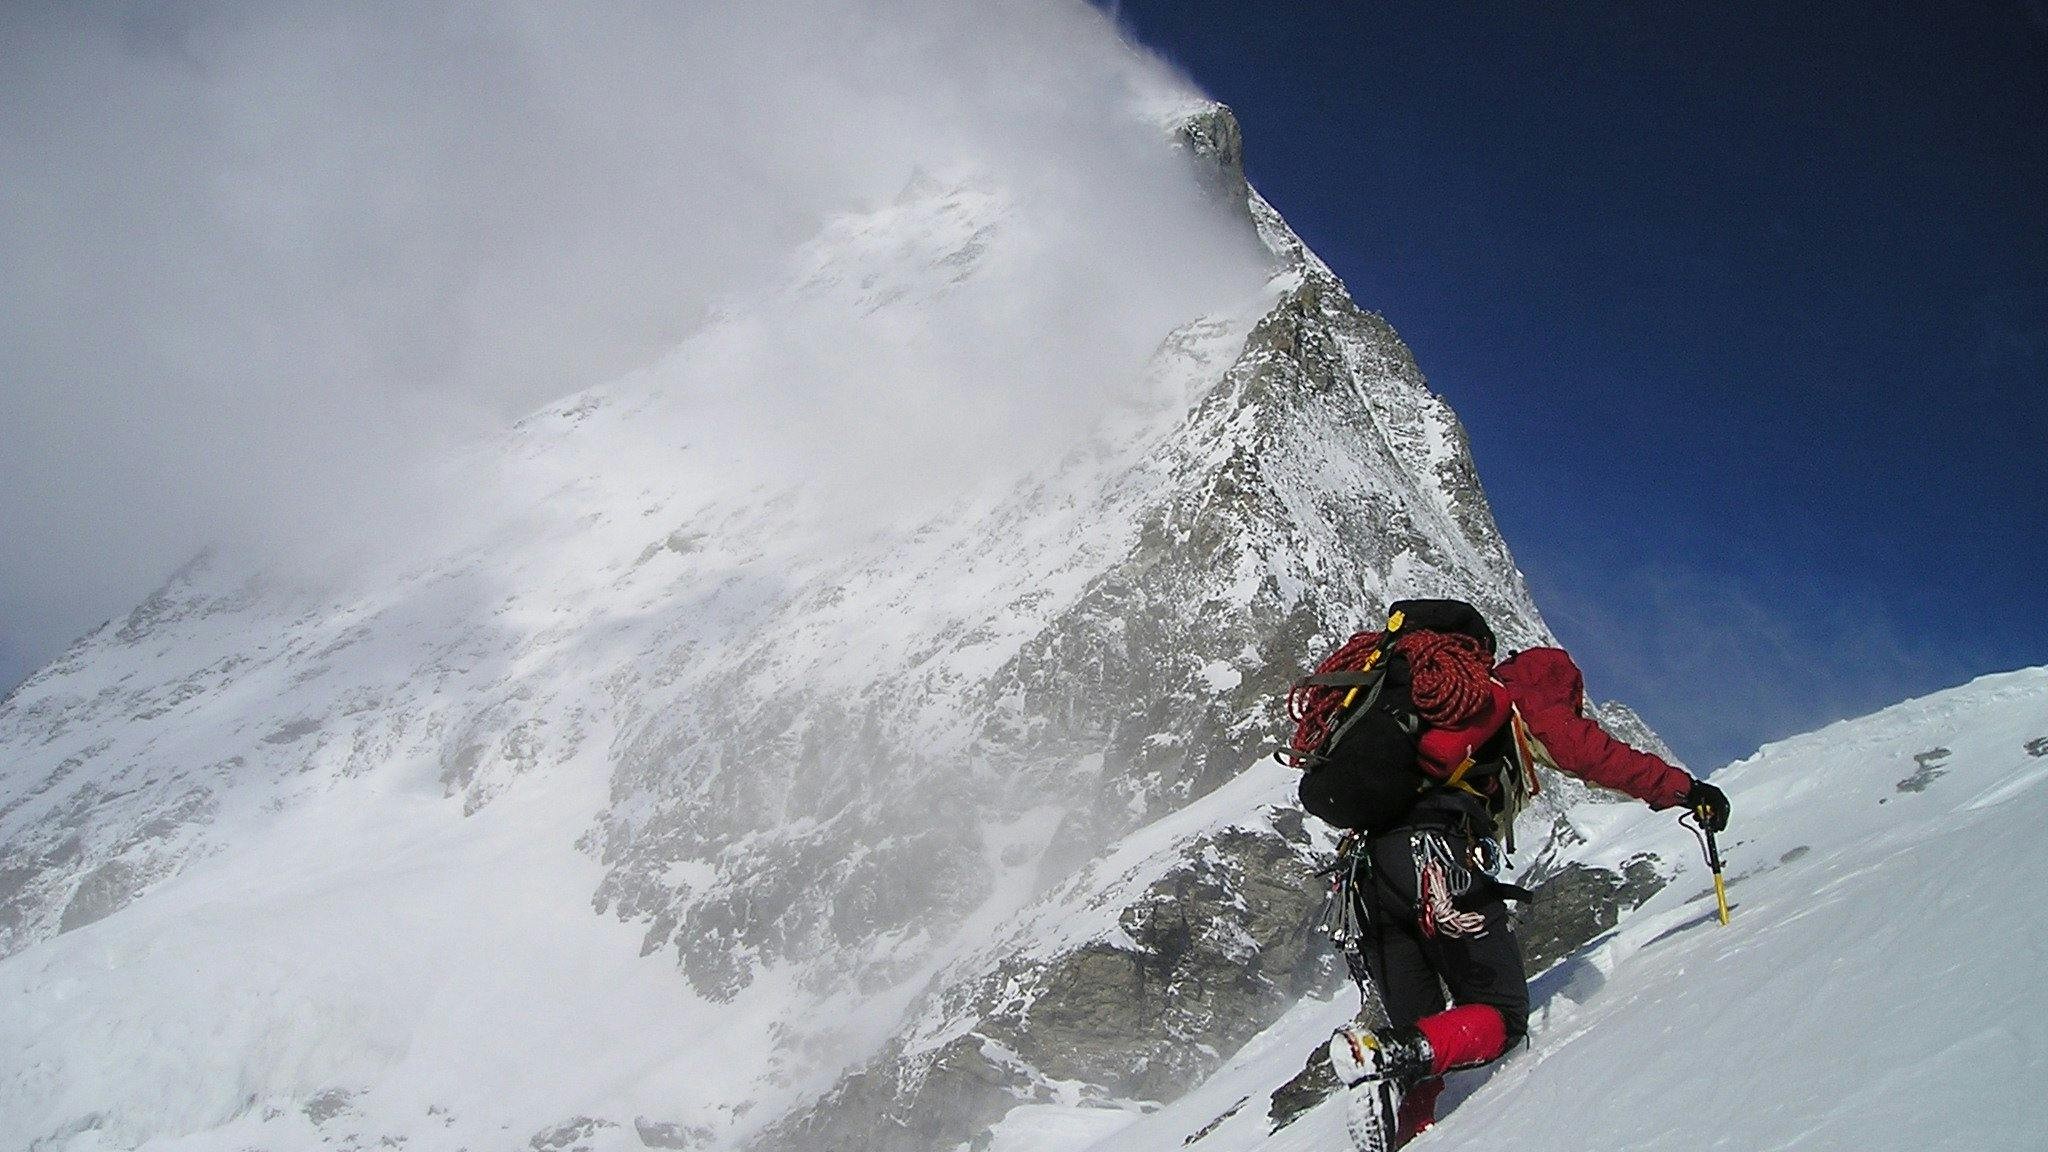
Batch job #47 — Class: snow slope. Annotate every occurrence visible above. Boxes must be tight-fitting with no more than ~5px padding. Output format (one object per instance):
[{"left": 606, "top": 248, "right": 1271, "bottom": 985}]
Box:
[{"left": 1035, "top": 667, "right": 2048, "bottom": 1152}]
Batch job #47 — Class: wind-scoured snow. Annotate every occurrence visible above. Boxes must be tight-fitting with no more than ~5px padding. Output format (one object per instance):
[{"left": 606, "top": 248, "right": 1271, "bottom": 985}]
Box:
[{"left": 1032, "top": 667, "right": 2048, "bottom": 1152}]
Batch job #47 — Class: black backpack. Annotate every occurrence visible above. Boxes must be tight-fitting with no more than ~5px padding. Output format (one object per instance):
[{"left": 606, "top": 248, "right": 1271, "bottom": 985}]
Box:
[{"left": 1286, "top": 599, "right": 1499, "bottom": 834}]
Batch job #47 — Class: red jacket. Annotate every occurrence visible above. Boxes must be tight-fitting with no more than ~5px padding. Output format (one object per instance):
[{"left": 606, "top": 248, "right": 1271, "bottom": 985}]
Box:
[
  {"left": 1492, "top": 648, "right": 1692, "bottom": 810},
  {"left": 1414, "top": 680, "right": 1513, "bottom": 777}
]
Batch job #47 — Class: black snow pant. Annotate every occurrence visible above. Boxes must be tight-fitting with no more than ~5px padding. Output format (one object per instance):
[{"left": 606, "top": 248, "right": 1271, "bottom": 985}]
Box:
[{"left": 1363, "top": 821, "right": 1530, "bottom": 1049}]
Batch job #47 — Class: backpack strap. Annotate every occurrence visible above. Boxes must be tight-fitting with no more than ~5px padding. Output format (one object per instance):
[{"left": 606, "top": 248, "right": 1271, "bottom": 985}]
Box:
[
  {"left": 1298, "top": 671, "right": 1383, "bottom": 688},
  {"left": 1337, "top": 608, "right": 1406, "bottom": 700},
  {"left": 1318, "top": 671, "right": 1416, "bottom": 759},
  {"left": 1302, "top": 610, "right": 1412, "bottom": 755}
]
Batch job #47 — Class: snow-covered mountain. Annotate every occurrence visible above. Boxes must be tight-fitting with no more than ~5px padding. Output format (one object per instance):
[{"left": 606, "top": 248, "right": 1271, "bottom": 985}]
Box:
[
  {"left": 1016, "top": 666, "right": 2048, "bottom": 1152},
  {"left": 4, "top": 99, "right": 1728, "bottom": 1152}
]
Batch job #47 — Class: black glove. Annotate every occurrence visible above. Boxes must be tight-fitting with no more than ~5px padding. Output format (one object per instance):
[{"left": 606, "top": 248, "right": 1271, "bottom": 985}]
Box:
[{"left": 1685, "top": 777, "right": 1730, "bottom": 832}]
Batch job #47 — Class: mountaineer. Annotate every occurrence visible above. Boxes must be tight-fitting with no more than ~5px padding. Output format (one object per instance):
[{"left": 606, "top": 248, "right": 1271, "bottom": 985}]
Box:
[{"left": 1284, "top": 600, "right": 1729, "bottom": 1148}]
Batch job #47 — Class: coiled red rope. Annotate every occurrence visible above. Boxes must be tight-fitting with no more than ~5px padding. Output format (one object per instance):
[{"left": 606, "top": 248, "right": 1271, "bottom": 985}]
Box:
[
  {"left": 1402, "top": 631, "right": 1493, "bottom": 727},
  {"left": 1288, "top": 629, "right": 1494, "bottom": 758},
  {"left": 1287, "top": 631, "right": 1383, "bottom": 758}
]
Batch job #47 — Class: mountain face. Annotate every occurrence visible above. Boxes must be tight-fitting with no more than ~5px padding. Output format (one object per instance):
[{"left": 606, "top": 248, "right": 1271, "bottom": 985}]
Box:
[{"left": 2, "top": 106, "right": 1655, "bottom": 1152}]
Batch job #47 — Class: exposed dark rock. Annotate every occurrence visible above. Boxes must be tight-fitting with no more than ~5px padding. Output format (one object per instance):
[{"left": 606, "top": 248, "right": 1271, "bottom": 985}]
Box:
[
  {"left": 759, "top": 1033, "right": 1038, "bottom": 1152},
  {"left": 975, "top": 826, "right": 1336, "bottom": 1100},
  {"left": 1175, "top": 105, "right": 1251, "bottom": 222},
  {"left": 58, "top": 858, "right": 140, "bottom": 934},
  {"left": 529, "top": 1116, "right": 618, "bottom": 1152},
  {"left": 1517, "top": 855, "right": 1668, "bottom": 973},
  {"left": 304, "top": 1088, "right": 357, "bottom": 1126},
  {"left": 1896, "top": 747, "right": 1951, "bottom": 793},
  {"left": 262, "top": 718, "right": 323, "bottom": 745},
  {"left": 1266, "top": 1040, "right": 1340, "bottom": 1133},
  {"left": 634, "top": 1118, "right": 716, "bottom": 1149},
  {"left": 763, "top": 815, "right": 1345, "bottom": 1151},
  {"left": 1184, "top": 1094, "right": 1250, "bottom": 1144}
]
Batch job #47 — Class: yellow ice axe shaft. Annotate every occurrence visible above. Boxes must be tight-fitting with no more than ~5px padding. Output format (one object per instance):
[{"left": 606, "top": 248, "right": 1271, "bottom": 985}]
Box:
[{"left": 1699, "top": 814, "right": 1731, "bottom": 926}]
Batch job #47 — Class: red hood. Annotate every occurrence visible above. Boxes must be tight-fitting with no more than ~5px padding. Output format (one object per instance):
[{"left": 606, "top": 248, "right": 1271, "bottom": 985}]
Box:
[{"left": 1494, "top": 647, "right": 1586, "bottom": 716}]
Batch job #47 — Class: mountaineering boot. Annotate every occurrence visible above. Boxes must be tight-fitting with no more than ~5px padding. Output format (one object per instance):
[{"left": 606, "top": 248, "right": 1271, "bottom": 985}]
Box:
[
  {"left": 1330, "top": 1023, "right": 1434, "bottom": 1152},
  {"left": 1328, "top": 1022, "right": 1434, "bottom": 1089},
  {"left": 1343, "top": 1075, "right": 1404, "bottom": 1152}
]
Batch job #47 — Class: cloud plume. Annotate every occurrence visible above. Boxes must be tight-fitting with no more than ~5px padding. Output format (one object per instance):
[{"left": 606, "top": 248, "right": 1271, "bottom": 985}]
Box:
[{"left": 0, "top": 1, "right": 1269, "bottom": 690}]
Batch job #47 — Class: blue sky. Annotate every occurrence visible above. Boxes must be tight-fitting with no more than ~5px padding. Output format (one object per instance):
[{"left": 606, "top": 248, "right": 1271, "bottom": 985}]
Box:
[{"left": 1109, "top": 0, "right": 2047, "bottom": 766}]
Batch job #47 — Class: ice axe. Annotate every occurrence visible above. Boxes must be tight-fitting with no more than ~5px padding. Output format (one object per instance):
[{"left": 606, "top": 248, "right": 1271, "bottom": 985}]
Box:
[{"left": 1683, "top": 808, "right": 1731, "bottom": 926}]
